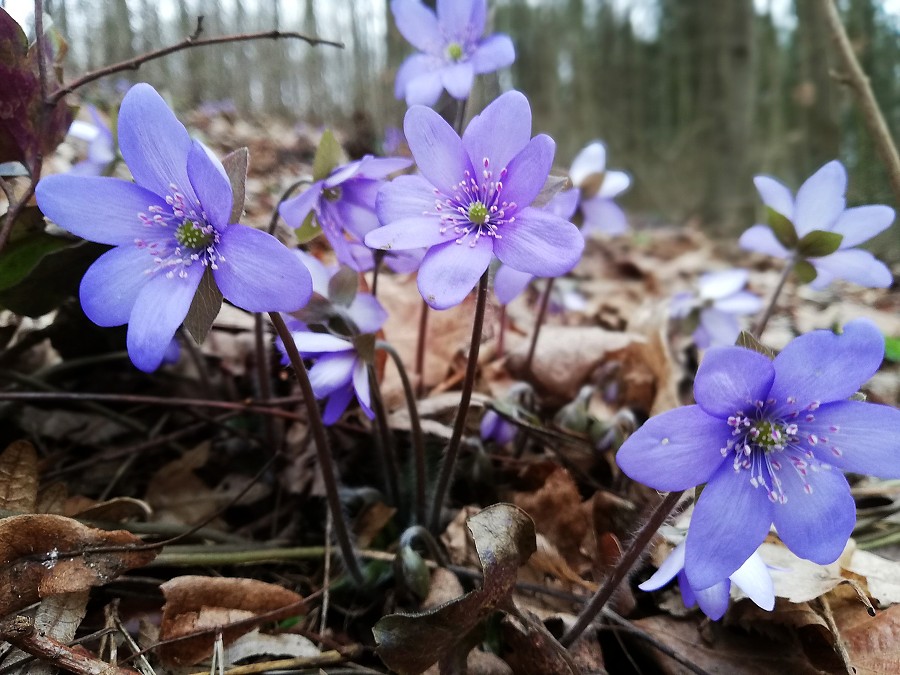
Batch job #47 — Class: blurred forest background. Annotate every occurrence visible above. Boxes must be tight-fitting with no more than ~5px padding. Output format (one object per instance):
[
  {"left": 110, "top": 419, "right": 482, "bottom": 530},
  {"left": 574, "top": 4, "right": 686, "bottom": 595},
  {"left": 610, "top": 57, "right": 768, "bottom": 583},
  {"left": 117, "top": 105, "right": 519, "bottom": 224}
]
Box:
[{"left": 7, "top": 0, "right": 900, "bottom": 249}]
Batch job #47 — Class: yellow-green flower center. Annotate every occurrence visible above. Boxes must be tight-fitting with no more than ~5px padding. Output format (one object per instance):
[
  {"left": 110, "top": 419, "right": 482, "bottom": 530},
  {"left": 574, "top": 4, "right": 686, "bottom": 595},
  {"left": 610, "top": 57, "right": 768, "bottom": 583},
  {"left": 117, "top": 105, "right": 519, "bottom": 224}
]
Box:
[
  {"left": 446, "top": 42, "right": 464, "bottom": 61},
  {"left": 175, "top": 220, "right": 212, "bottom": 249},
  {"left": 468, "top": 201, "right": 488, "bottom": 225},
  {"left": 753, "top": 420, "right": 785, "bottom": 451}
]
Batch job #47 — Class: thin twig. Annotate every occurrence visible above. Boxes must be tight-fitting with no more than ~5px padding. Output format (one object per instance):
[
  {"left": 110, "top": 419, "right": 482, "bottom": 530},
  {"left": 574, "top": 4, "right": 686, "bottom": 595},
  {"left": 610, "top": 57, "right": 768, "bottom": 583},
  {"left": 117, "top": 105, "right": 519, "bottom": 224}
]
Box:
[
  {"left": 49, "top": 28, "right": 343, "bottom": 105},
  {"left": 428, "top": 271, "right": 489, "bottom": 533},
  {"left": 818, "top": 0, "right": 900, "bottom": 205}
]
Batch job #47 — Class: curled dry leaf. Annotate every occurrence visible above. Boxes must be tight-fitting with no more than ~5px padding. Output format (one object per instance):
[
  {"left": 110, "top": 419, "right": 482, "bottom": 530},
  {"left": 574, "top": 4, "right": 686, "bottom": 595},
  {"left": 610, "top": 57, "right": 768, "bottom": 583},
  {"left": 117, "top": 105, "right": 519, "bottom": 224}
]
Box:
[
  {"left": 0, "top": 514, "right": 157, "bottom": 616},
  {"left": 0, "top": 439, "right": 38, "bottom": 513},
  {"left": 158, "top": 575, "right": 305, "bottom": 666},
  {"left": 373, "top": 504, "right": 537, "bottom": 674}
]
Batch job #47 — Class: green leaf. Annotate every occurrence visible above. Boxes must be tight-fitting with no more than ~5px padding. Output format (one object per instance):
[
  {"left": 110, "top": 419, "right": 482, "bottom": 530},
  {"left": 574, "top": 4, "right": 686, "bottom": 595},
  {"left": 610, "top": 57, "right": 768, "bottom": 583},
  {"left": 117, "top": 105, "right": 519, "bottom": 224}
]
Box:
[
  {"left": 797, "top": 230, "right": 843, "bottom": 258},
  {"left": 311, "top": 129, "right": 347, "bottom": 182},
  {"left": 794, "top": 259, "right": 818, "bottom": 284},
  {"left": 328, "top": 267, "right": 358, "bottom": 307},
  {"left": 394, "top": 545, "right": 430, "bottom": 601},
  {"left": 294, "top": 211, "right": 321, "bottom": 244},
  {"left": 884, "top": 336, "right": 900, "bottom": 363},
  {"left": 182, "top": 268, "right": 223, "bottom": 343},
  {"left": 766, "top": 207, "right": 798, "bottom": 249},
  {"left": 373, "top": 504, "right": 536, "bottom": 674},
  {"left": 736, "top": 331, "right": 776, "bottom": 359},
  {"left": 0, "top": 231, "right": 71, "bottom": 292},
  {"left": 221, "top": 147, "right": 249, "bottom": 224}
]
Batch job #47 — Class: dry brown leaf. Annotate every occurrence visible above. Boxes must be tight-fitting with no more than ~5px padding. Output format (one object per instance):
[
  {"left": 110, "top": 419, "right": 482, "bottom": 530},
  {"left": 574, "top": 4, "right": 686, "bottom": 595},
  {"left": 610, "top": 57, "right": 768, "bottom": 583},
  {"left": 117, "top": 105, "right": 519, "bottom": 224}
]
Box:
[
  {"left": 145, "top": 442, "right": 220, "bottom": 526},
  {"left": 159, "top": 575, "right": 305, "bottom": 666},
  {"left": 224, "top": 629, "right": 319, "bottom": 665},
  {"left": 842, "top": 549, "right": 900, "bottom": 607},
  {"left": 35, "top": 482, "right": 68, "bottom": 514},
  {"left": 71, "top": 497, "right": 153, "bottom": 523},
  {"left": 0, "top": 514, "right": 157, "bottom": 616},
  {"left": 0, "top": 440, "right": 38, "bottom": 513},
  {"left": 354, "top": 501, "right": 397, "bottom": 549}
]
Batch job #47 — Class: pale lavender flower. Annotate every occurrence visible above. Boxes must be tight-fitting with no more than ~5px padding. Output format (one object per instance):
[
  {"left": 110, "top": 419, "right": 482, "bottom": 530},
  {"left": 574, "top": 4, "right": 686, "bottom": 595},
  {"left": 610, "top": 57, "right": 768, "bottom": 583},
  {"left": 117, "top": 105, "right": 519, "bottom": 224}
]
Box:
[
  {"left": 670, "top": 269, "right": 763, "bottom": 348},
  {"left": 392, "top": 0, "right": 515, "bottom": 107},
  {"left": 570, "top": 141, "right": 631, "bottom": 236},
  {"left": 740, "top": 160, "right": 894, "bottom": 289},
  {"left": 617, "top": 319, "right": 900, "bottom": 590},
  {"left": 480, "top": 409, "right": 517, "bottom": 445},
  {"left": 36, "top": 84, "right": 311, "bottom": 372},
  {"left": 639, "top": 541, "right": 774, "bottom": 620},
  {"left": 67, "top": 105, "right": 115, "bottom": 176},
  {"left": 277, "top": 252, "right": 388, "bottom": 425},
  {"left": 366, "top": 91, "right": 584, "bottom": 310},
  {"left": 279, "top": 155, "right": 415, "bottom": 272}
]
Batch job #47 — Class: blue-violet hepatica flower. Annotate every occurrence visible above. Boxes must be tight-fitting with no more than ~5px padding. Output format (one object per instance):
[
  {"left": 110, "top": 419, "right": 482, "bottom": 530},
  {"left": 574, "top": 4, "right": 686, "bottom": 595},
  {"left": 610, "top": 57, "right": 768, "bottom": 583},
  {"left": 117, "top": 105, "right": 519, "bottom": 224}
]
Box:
[
  {"left": 36, "top": 83, "right": 311, "bottom": 372},
  {"left": 639, "top": 541, "right": 774, "bottom": 620},
  {"left": 279, "top": 155, "right": 415, "bottom": 273},
  {"left": 392, "top": 0, "right": 515, "bottom": 107},
  {"left": 740, "top": 160, "right": 894, "bottom": 289},
  {"left": 670, "top": 269, "right": 762, "bottom": 349},
  {"left": 616, "top": 319, "right": 900, "bottom": 590},
  {"left": 365, "top": 91, "right": 584, "bottom": 310},
  {"left": 67, "top": 105, "right": 115, "bottom": 176},
  {"left": 569, "top": 141, "right": 631, "bottom": 236}
]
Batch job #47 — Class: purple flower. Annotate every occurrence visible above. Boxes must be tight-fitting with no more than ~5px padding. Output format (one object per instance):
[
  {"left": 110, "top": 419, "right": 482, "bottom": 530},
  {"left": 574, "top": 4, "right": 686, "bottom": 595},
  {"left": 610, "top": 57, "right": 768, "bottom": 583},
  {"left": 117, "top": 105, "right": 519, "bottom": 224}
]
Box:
[
  {"left": 277, "top": 252, "right": 388, "bottom": 425},
  {"left": 493, "top": 188, "right": 579, "bottom": 305},
  {"left": 36, "top": 83, "right": 311, "bottom": 372},
  {"left": 569, "top": 141, "right": 631, "bottom": 236},
  {"left": 739, "top": 160, "right": 894, "bottom": 289},
  {"left": 670, "top": 269, "right": 763, "bottom": 348},
  {"left": 480, "top": 409, "right": 517, "bottom": 445},
  {"left": 392, "top": 0, "right": 515, "bottom": 107},
  {"left": 67, "top": 106, "right": 115, "bottom": 176},
  {"left": 639, "top": 541, "right": 774, "bottom": 620},
  {"left": 616, "top": 319, "right": 900, "bottom": 590},
  {"left": 365, "top": 91, "right": 584, "bottom": 310},
  {"left": 279, "top": 155, "right": 414, "bottom": 272}
]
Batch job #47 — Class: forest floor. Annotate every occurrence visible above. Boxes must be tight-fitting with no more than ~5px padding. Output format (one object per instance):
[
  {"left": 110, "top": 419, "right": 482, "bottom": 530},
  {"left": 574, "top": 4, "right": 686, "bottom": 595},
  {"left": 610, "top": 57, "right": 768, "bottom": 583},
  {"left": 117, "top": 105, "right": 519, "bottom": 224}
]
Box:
[{"left": 1, "top": 108, "right": 899, "bottom": 675}]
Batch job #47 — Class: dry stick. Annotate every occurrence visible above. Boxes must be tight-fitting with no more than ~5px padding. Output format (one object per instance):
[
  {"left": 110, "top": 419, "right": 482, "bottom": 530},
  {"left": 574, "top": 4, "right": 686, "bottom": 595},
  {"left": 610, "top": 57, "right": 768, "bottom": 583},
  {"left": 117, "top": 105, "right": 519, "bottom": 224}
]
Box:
[
  {"left": 0, "top": 615, "right": 139, "bottom": 675},
  {"left": 377, "top": 340, "right": 427, "bottom": 525},
  {"left": 428, "top": 271, "right": 489, "bottom": 533},
  {"left": 818, "top": 0, "right": 900, "bottom": 206},
  {"left": 560, "top": 489, "right": 685, "bottom": 648},
  {"left": 524, "top": 276, "right": 554, "bottom": 373},
  {"left": 48, "top": 26, "right": 343, "bottom": 105},
  {"left": 268, "top": 311, "right": 364, "bottom": 585},
  {"left": 752, "top": 256, "right": 794, "bottom": 338}
]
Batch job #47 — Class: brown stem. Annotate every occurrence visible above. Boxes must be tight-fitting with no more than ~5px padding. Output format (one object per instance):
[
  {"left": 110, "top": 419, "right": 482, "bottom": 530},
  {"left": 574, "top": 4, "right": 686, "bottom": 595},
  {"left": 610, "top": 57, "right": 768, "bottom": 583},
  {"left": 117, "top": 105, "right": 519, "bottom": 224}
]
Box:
[
  {"left": 414, "top": 298, "right": 429, "bottom": 398},
  {"left": 368, "top": 364, "right": 401, "bottom": 505},
  {"left": 752, "top": 257, "right": 793, "bottom": 339},
  {"left": 818, "top": 0, "right": 900, "bottom": 205},
  {"left": 428, "top": 272, "right": 489, "bottom": 533},
  {"left": 524, "top": 276, "right": 554, "bottom": 373},
  {"left": 49, "top": 28, "right": 343, "bottom": 105},
  {"left": 560, "top": 490, "right": 685, "bottom": 647},
  {"left": 268, "top": 312, "right": 364, "bottom": 585}
]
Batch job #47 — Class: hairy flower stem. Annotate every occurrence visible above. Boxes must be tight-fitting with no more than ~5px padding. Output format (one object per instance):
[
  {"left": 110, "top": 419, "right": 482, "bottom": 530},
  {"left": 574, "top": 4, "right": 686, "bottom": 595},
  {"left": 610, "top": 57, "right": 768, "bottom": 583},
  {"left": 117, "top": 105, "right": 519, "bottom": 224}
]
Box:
[
  {"left": 561, "top": 490, "right": 685, "bottom": 647},
  {"left": 368, "top": 365, "right": 401, "bottom": 506},
  {"left": 497, "top": 305, "right": 507, "bottom": 357},
  {"left": 268, "top": 312, "right": 364, "bottom": 586},
  {"left": 524, "top": 277, "right": 555, "bottom": 373},
  {"left": 378, "top": 341, "right": 427, "bottom": 525},
  {"left": 414, "top": 299, "right": 430, "bottom": 398},
  {"left": 752, "top": 257, "right": 794, "bottom": 339},
  {"left": 428, "top": 271, "right": 489, "bottom": 533}
]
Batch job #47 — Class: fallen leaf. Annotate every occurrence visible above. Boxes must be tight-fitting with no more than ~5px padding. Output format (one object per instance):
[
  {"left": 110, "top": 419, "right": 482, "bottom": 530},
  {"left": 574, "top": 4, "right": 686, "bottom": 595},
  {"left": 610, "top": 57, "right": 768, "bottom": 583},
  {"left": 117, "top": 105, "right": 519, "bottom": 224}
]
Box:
[
  {"left": 0, "top": 514, "right": 157, "bottom": 616},
  {"left": 0, "top": 439, "right": 38, "bottom": 513},
  {"left": 159, "top": 575, "right": 305, "bottom": 666}
]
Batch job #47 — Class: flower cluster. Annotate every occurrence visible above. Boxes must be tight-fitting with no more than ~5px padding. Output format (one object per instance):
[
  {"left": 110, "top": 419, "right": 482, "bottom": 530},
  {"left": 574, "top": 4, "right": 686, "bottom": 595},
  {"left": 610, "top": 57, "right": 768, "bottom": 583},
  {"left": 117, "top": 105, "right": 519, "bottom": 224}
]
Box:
[
  {"left": 740, "top": 160, "right": 894, "bottom": 289},
  {"left": 618, "top": 319, "right": 900, "bottom": 596},
  {"left": 392, "top": 0, "right": 515, "bottom": 106},
  {"left": 37, "top": 84, "right": 311, "bottom": 372}
]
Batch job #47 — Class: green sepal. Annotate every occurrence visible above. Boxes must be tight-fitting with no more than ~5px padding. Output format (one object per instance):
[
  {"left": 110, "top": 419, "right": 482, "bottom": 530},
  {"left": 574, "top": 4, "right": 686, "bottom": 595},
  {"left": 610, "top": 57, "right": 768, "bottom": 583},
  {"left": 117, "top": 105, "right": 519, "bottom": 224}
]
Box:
[
  {"left": 766, "top": 207, "right": 798, "bottom": 249},
  {"left": 885, "top": 336, "right": 900, "bottom": 363},
  {"left": 294, "top": 211, "right": 321, "bottom": 244},
  {"left": 312, "top": 129, "right": 347, "bottom": 182},
  {"left": 736, "top": 331, "right": 776, "bottom": 360},
  {"left": 395, "top": 544, "right": 431, "bottom": 601},
  {"left": 793, "top": 259, "right": 818, "bottom": 284},
  {"left": 182, "top": 267, "right": 223, "bottom": 343},
  {"left": 328, "top": 267, "right": 358, "bottom": 307},
  {"left": 796, "top": 230, "right": 843, "bottom": 258},
  {"left": 222, "top": 147, "right": 249, "bottom": 224}
]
